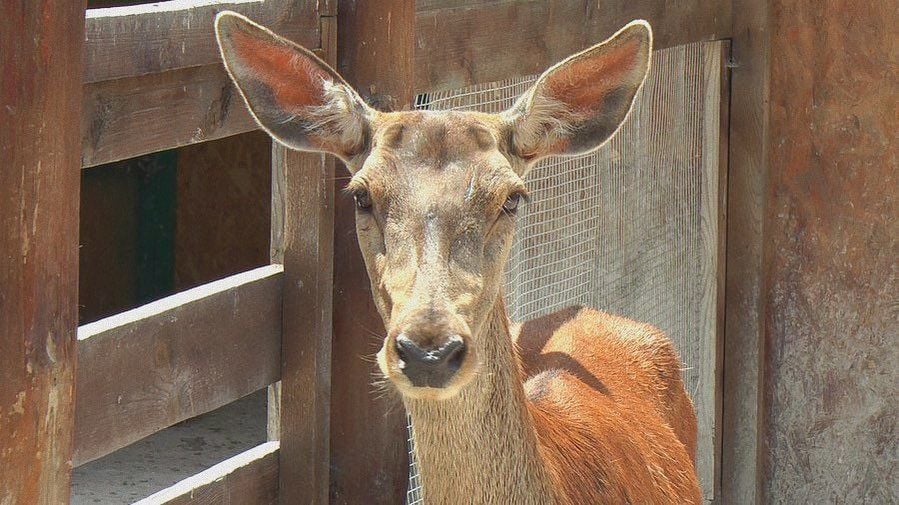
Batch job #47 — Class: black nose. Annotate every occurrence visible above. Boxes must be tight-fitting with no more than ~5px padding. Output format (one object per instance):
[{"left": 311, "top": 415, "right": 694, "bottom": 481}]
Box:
[{"left": 395, "top": 334, "right": 467, "bottom": 388}]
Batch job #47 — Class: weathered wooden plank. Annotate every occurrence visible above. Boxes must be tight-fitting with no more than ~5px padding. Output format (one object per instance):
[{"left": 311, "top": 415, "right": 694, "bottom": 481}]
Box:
[
  {"left": 414, "top": 0, "right": 731, "bottom": 93},
  {"left": 760, "top": 1, "right": 897, "bottom": 502},
  {"left": 82, "top": 64, "right": 257, "bottom": 168},
  {"left": 0, "top": 1, "right": 84, "bottom": 502},
  {"left": 134, "top": 442, "right": 280, "bottom": 505},
  {"left": 416, "top": 0, "right": 508, "bottom": 11},
  {"left": 82, "top": 40, "right": 326, "bottom": 169},
  {"left": 275, "top": 145, "right": 335, "bottom": 503},
  {"left": 721, "top": 0, "right": 768, "bottom": 501},
  {"left": 697, "top": 41, "right": 729, "bottom": 502},
  {"left": 84, "top": 0, "right": 320, "bottom": 83},
  {"left": 320, "top": 0, "right": 337, "bottom": 16},
  {"left": 74, "top": 265, "right": 283, "bottom": 466},
  {"left": 266, "top": 141, "right": 285, "bottom": 441},
  {"left": 328, "top": 1, "right": 415, "bottom": 503}
]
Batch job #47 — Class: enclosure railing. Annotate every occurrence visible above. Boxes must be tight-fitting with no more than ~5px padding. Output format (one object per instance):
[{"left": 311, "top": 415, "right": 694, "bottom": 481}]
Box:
[
  {"left": 54, "top": 1, "right": 331, "bottom": 503},
  {"left": 1, "top": 0, "right": 763, "bottom": 503}
]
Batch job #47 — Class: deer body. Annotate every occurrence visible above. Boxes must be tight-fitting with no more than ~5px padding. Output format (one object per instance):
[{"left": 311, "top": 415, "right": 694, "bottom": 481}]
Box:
[
  {"left": 409, "top": 302, "right": 699, "bottom": 504},
  {"left": 215, "top": 13, "right": 701, "bottom": 504}
]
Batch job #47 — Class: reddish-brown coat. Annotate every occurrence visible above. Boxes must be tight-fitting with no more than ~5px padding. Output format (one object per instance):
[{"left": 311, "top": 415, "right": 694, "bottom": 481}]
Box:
[{"left": 517, "top": 307, "right": 700, "bottom": 503}]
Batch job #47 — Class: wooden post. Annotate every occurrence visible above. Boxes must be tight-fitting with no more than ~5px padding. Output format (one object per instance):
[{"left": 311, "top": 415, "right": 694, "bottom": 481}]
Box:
[
  {"left": 721, "top": 0, "right": 769, "bottom": 502},
  {"left": 269, "top": 11, "right": 337, "bottom": 505},
  {"left": 0, "top": 1, "right": 85, "bottom": 503},
  {"left": 275, "top": 144, "right": 334, "bottom": 504},
  {"left": 329, "top": 1, "right": 415, "bottom": 503}
]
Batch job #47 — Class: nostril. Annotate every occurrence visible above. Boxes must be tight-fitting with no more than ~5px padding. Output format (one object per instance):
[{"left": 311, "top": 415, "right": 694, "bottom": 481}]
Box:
[
  {"left": 394, "top": 334, "right": 418, "bottom": 363},
  {"left": 394, "top": 333, "right": 467, "bottom": 388},
  {"left": 442, "top": 337, "right": 466, "bottom": 372}
]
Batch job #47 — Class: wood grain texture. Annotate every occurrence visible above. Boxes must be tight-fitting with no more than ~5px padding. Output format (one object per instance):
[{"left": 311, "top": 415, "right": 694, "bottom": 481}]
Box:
[
  {"left": 761, "top": 1, "right": 898, "bottom": 502},
  {"left": 414, "top": 0, "right": 731, "bottom": 93},
  {"left": 82, "top": 64, "right": 257, "bottom": 168},
  {"left": 267, "top": 137, "right": 285, "bottom": 442},
  {"left": 721, "top": 0, "right": 768, "bottom": 501},
  {"left": 265, "top": 13, "right": 341, "bottom": 446},
  {"left": 134, "top": 441, "right": 280, "bottom": 505},
  {"left": 74, "top": 265, "right": 283, "bottom": 466},
  {"left": 84, "top": 0, "right": 320, "bottom": 83},
  {"left": 0, "top": 1, "right": 84, "bottom": 503},
  {"left": 329, "top": 2, "right": 415, "bottom": 503},
  {"left": 274, "top": 145, "right": 335, "bottom": 504},
  {"left": 698, "top": 41, "right": 729, "bottom": 503}
]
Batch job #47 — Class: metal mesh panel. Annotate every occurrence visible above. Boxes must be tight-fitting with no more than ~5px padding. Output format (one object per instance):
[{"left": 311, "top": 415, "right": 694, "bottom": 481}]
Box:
[{"left": 406, "top": 42, "right": 722, "bottom": 503}]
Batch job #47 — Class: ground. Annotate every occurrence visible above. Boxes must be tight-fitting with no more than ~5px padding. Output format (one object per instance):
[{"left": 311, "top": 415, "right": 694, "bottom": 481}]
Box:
[{"left": 72, "top": 390, "right": 266, "bottom": 504}]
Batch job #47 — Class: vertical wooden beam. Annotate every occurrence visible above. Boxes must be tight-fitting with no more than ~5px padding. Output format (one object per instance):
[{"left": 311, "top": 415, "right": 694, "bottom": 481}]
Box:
[
  {"left": 275, "top": 144, "right": 335, "bottom": 505},
  {"left": 0, "top": 1, "right": 85, "bottom": 503},
  {"left": 700, "top": 41, "right": 730, "bottom": 503},
  {"left": 760, "top": 1, "right": 896, "bottom": 502},
  {"left": 266, "top": 6, "right": 337, "bottom": 468},
  {"left": 330, "top": 1, "right": 415, "bottom": 503},
  {"left": 273, "top": 17, "right": 337, "bottom": 502},
  {"left": 274, "top": 8, "right": 339, "bottom": 503},
  {"left": 721, "top": 0, "right": 769, "bottom": 502}
]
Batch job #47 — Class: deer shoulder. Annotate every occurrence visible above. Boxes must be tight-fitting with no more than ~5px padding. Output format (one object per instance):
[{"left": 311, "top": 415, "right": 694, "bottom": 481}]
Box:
[{"left": 514, "top": 306, "right": 700, "bottom": 504}]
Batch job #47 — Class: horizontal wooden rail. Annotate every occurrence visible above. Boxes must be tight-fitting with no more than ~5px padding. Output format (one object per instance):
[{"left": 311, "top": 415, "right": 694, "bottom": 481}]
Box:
[
  {"left": 81, "top": 52, "right": 326, "bottom": 168},
  {"left": 133, "top": 442, "right": 280, "bottom": 504},
  {"left": 84, "top": 0, "right": 320, "bottom": 84},
  {"left": 82, "top": 64, "right": 256, "bottom": 168},
  {"left": 74, "top": 265, "right": 283, "bottom": 466},
  {"left": 414, "top": 0, "right": 732, "bottom": 93}
]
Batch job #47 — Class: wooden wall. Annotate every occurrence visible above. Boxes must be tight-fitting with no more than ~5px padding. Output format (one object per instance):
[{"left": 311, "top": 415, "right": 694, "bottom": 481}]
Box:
[
  {"left": 175, "top": 131, "right": 272, "bottom": 290},
  {"left": 760, "top": 0, "right": 897, "bottom": 502}
]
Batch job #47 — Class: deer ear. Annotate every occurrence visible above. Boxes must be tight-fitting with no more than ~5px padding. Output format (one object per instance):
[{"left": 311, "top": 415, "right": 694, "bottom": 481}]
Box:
[
  {"left": 503, "top": 20, "right": 652, "bottom": 170},
  {"left": 215, "top": 12, "right": 372, "bottom": 162}
]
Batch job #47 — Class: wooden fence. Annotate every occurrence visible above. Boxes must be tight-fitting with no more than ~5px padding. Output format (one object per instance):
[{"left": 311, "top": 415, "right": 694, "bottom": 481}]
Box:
[{"left": 2, "top": 0, "right": 775, "bottom": 503}]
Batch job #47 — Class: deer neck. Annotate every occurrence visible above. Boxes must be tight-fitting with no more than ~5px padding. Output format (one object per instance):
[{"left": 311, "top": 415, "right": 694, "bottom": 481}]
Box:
[{"left": 403, "top": 298, "right": 555, "bottom": 504}]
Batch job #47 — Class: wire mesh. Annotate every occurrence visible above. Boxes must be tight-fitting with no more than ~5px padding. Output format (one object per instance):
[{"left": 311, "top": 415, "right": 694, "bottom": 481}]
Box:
[{"left": 406, "top": 42, "right": 720, "bottom": 503}]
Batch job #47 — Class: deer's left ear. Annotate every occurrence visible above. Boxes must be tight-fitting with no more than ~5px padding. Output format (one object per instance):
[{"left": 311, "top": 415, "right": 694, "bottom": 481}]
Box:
[{"left": 503, "top": 20, "right": 652, "bottom": 170}]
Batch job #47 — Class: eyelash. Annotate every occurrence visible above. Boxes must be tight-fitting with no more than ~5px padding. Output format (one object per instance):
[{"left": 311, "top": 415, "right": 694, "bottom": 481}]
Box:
[
  {"left": 502, "top": 191, "right": 527, "bottom": 216},
  {"left": 353, "top": 188, "right": 372, "bottom": 210}
]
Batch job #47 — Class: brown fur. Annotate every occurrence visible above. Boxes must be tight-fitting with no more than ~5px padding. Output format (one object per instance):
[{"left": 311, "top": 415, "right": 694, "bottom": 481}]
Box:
[
  {"left": 405, "top": 301, "right": 700, "bottom": 504},
  {"left": 517, "top": 307, "right": 699, "bottom": 503},
  {"left": 215, "top": 12, "right": 700, "bottom": 504}
]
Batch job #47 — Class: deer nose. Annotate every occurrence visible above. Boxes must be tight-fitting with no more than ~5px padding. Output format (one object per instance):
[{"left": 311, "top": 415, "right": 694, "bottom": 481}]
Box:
[{"left": 395, "top": 334, "right": 467, "bottom": 388}]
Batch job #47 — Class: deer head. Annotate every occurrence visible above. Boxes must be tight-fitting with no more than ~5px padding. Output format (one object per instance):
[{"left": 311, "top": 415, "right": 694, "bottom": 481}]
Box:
[{"left": 215, "top": 13, "right": 652, "bottom": 401}]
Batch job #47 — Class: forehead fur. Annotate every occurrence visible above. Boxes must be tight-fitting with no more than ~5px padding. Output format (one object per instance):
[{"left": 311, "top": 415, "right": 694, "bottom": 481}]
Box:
[
  {"left": 349, "top": 110, "right": 526, "bottom": 217},
  {"left": 373, "top": 110, "right": 508, "bottom": 163}
]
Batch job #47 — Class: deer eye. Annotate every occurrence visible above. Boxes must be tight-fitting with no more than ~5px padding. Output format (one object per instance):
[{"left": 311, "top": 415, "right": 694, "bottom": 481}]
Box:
[
  {"left": 354, "top": 189, "right": 372, "bottom": 210},
  {"left": 502, "top": 192, "right": 522, "bottom": 214}
]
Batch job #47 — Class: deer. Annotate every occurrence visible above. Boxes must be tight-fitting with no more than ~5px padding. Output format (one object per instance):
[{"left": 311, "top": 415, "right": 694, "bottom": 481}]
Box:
[{"left": 215, "top": 12, "right": 701, "bottom": 504}]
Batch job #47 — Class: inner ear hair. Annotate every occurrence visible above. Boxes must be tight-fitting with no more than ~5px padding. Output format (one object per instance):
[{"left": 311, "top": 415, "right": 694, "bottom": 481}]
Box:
[
  {"left": 214, "top": 11, "right": 374, "bottom": 163},
  {"left": 502, "top": 20, "right": 653, "bottom": 169}
]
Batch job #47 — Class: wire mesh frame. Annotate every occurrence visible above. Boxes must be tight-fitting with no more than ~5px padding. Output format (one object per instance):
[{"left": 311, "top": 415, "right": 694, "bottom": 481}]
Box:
[{"left": 406, "top": 42, "right": 721, "bottom": 503}]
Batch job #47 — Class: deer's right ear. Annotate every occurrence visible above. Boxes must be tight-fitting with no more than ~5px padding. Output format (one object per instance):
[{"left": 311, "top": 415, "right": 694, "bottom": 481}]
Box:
[{"left": 215, "top": 12, "right": 373, "bottom": 163}]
